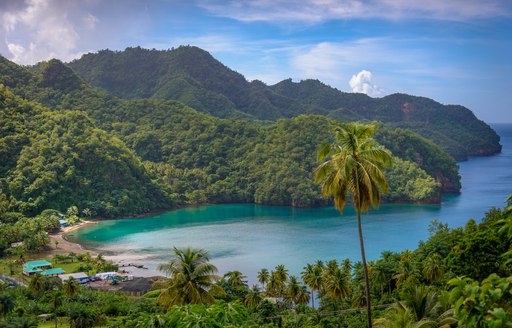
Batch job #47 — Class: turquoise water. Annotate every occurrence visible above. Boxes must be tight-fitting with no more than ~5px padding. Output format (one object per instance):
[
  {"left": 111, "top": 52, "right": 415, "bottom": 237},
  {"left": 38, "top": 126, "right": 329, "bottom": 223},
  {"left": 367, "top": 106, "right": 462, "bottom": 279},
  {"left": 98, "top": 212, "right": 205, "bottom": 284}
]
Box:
[{"left": 71, "top": 124, "right": 512, "bottom": 282}]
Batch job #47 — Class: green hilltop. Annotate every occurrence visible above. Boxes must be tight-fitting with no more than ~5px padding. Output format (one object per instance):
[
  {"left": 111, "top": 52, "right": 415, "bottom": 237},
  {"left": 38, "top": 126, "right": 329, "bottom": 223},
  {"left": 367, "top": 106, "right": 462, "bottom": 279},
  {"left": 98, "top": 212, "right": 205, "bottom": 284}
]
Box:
[
  {"left": 68, "top": 46, "right": 501, "bottom": 160},
  {"left": 0, "top": 48, "right": 486, "bottom": 217}
]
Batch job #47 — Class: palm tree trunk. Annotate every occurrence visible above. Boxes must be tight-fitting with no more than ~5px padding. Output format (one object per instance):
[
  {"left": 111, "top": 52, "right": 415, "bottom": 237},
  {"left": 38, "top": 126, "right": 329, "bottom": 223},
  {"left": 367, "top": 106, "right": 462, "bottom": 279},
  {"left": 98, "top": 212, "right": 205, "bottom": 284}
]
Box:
[
  {"left": 311, "top": 287, "right": 315, "bottom": 309},
  {"left": 357, "top": 211, "right": 372, "bottom": 328}
]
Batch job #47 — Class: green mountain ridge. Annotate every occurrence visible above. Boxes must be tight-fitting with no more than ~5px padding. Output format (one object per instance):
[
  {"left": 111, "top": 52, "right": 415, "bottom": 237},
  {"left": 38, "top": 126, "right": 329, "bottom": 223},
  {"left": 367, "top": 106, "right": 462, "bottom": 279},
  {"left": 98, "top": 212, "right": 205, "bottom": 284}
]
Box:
[
  {"left": 67, "top": 46, "right": 501, "bottom": 160},
  {"left": 0, "top": 53, "right": 462, "bottom": 216}
]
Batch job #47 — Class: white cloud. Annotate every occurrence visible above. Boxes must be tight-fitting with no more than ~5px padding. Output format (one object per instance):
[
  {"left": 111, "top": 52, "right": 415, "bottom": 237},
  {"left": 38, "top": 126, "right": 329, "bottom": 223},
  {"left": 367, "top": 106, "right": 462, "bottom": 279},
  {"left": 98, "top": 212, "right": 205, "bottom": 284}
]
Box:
[
  {"left": 198, "top": 0, "right": 511, "bottom": 23},
  {"left": 349, "top": 70, "right": 384, "bottom": 97},
  {"left": 1, "top": 0, "right": 83, "bottom": 64}
]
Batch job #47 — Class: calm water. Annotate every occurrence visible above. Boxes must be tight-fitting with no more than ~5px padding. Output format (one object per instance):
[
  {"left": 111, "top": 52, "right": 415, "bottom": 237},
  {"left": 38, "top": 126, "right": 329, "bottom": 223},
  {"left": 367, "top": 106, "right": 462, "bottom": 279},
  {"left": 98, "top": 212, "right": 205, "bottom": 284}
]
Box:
[{"left": 71, "top": 124, "right": 512, "bottom": 282}]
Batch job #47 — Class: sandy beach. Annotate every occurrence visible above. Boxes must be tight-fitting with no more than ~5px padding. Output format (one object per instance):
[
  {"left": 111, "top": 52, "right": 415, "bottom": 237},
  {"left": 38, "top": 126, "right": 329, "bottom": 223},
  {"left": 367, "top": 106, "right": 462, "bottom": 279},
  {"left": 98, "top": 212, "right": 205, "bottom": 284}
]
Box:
[{"left": 39, "top": 221, "right": 99, "bottom": 258}]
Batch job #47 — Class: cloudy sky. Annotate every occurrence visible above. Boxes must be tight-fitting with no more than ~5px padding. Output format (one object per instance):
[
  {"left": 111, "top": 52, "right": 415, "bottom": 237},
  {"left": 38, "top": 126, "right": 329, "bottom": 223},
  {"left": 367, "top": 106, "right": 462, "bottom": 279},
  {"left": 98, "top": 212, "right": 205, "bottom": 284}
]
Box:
[{"left": 1, "top": 0, "right": 511, "bottom": 122}]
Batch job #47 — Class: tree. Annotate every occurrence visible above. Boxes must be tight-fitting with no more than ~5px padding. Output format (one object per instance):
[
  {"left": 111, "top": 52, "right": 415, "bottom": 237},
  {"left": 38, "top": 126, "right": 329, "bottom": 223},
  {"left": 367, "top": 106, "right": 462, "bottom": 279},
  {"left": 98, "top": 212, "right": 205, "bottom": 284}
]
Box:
[
  {"left": 257, "top": 268, "right": 270, "bottom": 289},
  {"left": 245, "top": 285, "right": 263, "bottom": 309},
  {"left": 28, "top": 273, "right": 46, "bottom": 294},
  {"left": 323, "top": 266, "right": 350, "bottom": 302},
  {"left": 223, "top": 271, "right": 247, "bottom": 288},
  {"left": 63, "top": 277, "right": 79, "bottom": 296},
  {"left": 301, "top": 263, "right": 323, "bottom": 309},
  {"left": 157, "top": 247, "right": 223, "bottom": 308},
  {"left": 50, "top": 290, "right": 63, "bottom": 328},
  {"left": 422, "top": 253, "right": 444, "bottom": 284},
  {"left": 0, "top": 293, "right": 15, "bottom": 317},
  {"left": 315, "top": 122, "right": 392, "bottom": 328}
]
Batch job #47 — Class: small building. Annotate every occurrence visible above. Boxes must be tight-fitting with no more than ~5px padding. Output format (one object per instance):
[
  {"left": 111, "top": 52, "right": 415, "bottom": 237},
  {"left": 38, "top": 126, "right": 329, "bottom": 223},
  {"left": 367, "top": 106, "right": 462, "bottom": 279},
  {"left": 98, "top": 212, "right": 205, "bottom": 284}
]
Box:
[
  {"left": 95, "top": 272, "right": 118, "bottom": 280},
  {"left": 41, "top": 268, "right": 65, "bottom": 277},
  {"left": 23, "top": 260, "right": 52, "bottom": 276},
  {"left": 59, "top": 219, "right": 68, "bottom": 227},
  {"left": 59, "top": 272, "right": 89, "bottom": 284}
]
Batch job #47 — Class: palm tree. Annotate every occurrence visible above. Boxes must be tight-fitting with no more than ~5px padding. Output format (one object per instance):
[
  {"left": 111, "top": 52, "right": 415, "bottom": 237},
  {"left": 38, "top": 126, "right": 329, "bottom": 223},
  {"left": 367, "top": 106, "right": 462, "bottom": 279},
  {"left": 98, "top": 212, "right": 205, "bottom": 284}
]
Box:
[
  {"left": 28, "top": 273, "right": 46, "bottom": 294},
  {"left": 285, "top": 276, "right": 302, "bottom": 307},
  {"left": 422, "top": 253, "right": 445, "bottom": 284},
  {"left": 315, "top": 122, "right": 391, "bottom": 328},
  {"left": 375, "top": 287, "right": 457, "bottom": 327},
  {"left": 157, "top": 247, "right": 223, "bottom": 308},
  {"left": 323, "top": 266, "right": 350, "bottom": 302},
  {"left": 296, "top": 286, "right": 311, "bottom": 306},
  {"left": 272, "top": 264, "right": 289, "bottom": 298},
  {"left": 224, "top": 271, "right": 247, "bottom": 287},
  {"left": 257, "top": 268, "right": 270, "bottom": 289},
  {"left": 0, "top": 293, "right": 15, "bottom": 317},
  {"left": 63, "top": 277, "right": 79, "bottom": 296},
  {"left": 301, "top": 263, "right": 323, "bottom": 309},
  {"left": 245, "top": 285, "right": 263, "bottom": 309},
  {"left": 50, "top": 291, "right": 62, "bottom": 328}
]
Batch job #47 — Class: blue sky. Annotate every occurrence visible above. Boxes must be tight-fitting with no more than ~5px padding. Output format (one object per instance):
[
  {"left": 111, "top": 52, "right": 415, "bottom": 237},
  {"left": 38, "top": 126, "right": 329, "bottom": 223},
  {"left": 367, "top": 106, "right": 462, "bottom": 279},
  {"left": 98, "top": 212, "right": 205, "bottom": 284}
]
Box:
[{"left": 1, "top": 0, "right": 511, "bottom": 123}]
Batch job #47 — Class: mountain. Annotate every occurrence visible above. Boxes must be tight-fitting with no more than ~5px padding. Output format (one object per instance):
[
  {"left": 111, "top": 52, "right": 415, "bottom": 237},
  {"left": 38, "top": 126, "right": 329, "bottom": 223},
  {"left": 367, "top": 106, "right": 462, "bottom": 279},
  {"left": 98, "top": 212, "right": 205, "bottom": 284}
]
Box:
[
  {"left": 68, "top": 46, "right": 501, "bottom": 160},
  {"left": 0, "top": 85, "right": 171, "bottom": 217},
  {"left": 0, "top": 54, "right": 461, "bottom": 216}
]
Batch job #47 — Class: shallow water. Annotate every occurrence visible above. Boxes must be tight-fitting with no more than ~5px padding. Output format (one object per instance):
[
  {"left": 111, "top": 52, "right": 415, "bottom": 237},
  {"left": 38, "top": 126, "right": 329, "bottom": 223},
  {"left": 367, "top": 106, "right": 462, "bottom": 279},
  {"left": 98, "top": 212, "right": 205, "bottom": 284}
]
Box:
[{"left": 71, "top": 124, "right": 512, "bottom": 283}]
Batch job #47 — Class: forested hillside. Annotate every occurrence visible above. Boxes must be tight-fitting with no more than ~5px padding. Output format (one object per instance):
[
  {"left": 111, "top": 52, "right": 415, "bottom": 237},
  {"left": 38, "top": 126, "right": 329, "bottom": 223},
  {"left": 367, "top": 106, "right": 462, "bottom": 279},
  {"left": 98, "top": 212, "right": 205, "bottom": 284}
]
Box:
[
  {"left": 68, "top": 46, "right": 501, "bottom": 160},
  {"left": 0, "top": 54, "right": 462, "bottom": 217}
]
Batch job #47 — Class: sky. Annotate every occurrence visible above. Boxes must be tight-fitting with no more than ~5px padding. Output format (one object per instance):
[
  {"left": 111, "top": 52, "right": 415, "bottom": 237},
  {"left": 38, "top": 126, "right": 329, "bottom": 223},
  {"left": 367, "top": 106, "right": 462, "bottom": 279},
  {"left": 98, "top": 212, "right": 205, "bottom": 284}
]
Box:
[{"left": 1, "top": 0, "right": 511, "bottom": 123}]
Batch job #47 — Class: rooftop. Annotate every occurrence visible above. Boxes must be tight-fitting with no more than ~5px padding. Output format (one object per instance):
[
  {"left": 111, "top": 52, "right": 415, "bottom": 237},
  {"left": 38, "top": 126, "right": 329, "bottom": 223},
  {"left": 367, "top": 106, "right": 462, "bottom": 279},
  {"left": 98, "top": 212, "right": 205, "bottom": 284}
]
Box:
[
  {"left": 41, "top": 268, "right": 65, "bottom": 276},
  {"left": 23, "top": 260, "right": 51, "bottom": 268}
]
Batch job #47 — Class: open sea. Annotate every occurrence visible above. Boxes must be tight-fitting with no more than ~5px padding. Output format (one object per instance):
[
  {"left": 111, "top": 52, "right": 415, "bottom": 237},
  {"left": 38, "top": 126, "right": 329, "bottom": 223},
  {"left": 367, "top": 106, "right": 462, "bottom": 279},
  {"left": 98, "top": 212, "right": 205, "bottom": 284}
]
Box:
[{"left": 70, "top": 123, "right": 512, "bottom": 283}]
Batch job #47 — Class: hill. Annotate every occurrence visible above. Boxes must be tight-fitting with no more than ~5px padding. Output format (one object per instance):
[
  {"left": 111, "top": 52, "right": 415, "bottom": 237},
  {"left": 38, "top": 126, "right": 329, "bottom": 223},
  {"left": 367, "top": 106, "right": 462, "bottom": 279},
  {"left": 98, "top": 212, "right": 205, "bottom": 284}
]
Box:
[
  {"left": 0, "top": 55, "right": 461, "bottom": 216},
  {"left": 67, "top": 46, "right": 501, "bottom": 160}
]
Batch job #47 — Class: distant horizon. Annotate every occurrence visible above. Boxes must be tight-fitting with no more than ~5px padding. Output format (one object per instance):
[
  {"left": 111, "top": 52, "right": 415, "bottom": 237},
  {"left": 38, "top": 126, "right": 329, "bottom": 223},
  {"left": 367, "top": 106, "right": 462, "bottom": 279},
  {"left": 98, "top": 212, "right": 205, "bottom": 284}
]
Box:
[{"left": 1, "top": 1, "right": 511, "bottom": 122}]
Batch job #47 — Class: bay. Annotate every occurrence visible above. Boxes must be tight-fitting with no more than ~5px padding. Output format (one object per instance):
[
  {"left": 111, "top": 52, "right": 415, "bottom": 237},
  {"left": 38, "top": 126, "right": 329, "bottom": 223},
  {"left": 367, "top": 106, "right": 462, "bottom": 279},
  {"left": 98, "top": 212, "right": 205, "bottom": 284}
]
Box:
[{"left": 70, "top": 123, "right": 512, "bottom": 283}]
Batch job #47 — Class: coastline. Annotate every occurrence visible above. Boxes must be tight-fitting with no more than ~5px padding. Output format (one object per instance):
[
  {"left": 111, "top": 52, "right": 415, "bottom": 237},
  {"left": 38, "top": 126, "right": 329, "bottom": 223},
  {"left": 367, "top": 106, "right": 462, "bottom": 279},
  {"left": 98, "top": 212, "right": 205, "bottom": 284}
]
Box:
[{"left": 38, "top": 220, "right": 99, "bottom": 258}]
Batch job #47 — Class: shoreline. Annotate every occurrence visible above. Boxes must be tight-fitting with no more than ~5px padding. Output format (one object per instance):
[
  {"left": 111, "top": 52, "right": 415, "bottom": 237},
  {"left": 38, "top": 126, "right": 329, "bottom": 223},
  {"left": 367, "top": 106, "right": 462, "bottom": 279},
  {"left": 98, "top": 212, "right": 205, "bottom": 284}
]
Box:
[{"left": 38, "top": 220, "right": 99, "bottom": 258}]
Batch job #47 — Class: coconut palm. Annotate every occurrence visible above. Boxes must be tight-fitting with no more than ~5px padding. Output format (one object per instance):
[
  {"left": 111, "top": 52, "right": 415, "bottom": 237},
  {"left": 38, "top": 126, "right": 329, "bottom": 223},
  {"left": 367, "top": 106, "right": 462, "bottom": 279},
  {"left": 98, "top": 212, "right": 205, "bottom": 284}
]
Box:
[
  {"left": 301, "top": 263, "right": 323, "bottom": 309},
  {"left": 296, "top": 286, "right": 311, "bottom": 306},
  {"left": 257, "top": 268, "right": 270, "bottom": 289},
  {"left": 266, "top": 272, "right": 282, "bottom": 297},
  {"left": 63, "top": 277, "right": 79, "bottom": 296},
  {"left": 272, "top": 264, "right": 289, "bottom": 297},
  {"left": 285, "top": 276, "right": 302, "bottom": 307},
  {"left": 28, "top": 273, "right": 46, "bottom": 294},
  {"left": 323, "top": 266, "right": 350, "bottom": 302},
  {"left": 224, "top": 271, "right": 247, "bottom": 287},
  {"left": 315, "top": 122, "right": 391, "bottom": 328},
  {"left": 0, "top": 293, "right": 15, "bottom": 317},
  {"left": 423, "top": 253, "right": 445, "bottom": 284},
  {"left": 245, "top": 285, "right": 263, "bottom": 309},
  {"left": 157, "top": 247, "right": 223, "bottom": 307},
  {"left": 50, "top": 291, "right": 62, "bottom": 328}
]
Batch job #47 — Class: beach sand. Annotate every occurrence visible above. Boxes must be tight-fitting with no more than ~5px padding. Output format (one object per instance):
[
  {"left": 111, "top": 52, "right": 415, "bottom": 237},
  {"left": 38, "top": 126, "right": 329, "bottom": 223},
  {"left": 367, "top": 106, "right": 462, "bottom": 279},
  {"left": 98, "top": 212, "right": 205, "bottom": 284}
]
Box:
[{"left": 38, "top": 221, "right": 99, "bottom": 258}]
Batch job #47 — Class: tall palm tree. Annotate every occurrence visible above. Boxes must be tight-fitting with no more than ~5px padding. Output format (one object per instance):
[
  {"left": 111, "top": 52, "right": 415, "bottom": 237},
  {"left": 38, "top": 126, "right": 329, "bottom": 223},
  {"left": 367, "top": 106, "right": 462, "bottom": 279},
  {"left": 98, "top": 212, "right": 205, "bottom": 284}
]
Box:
[
  {"left": 245, "top": 285, "right": 263, "bottom": 309},
  {"left": 28, "top": 273, "right": 46, "bottom": 294},
  {"left": 423, "top": 253, "right": 445, "bottom": 284},
  {"left": 301, "top": 263, "right": 323, "bottom": 309},
  {"left": 224, "top": 271, "right": 247, "bottom": 287},
  {"left": 50, "top": 291, "right": 62, "bottom": 328},
  {"left": 285, "top": 276, "right": 302, "bottom": 307},
  {"left": 63, "top": 277, "right": 79, "bottom": 296},
  {"left": 323, "top": 266, "right": 350, "bottom": 302},
  {"left": 257, "top": 268, "right": 270, "bottom": 289},
  {"left": 315, "top": 122, "right": 391, "bottom": 328},
  {"left": 273, "top": 264, "right": 289, "bottom": 298},
  {"left": 157, "top": 247, "right": 223, "bottom": 308}
]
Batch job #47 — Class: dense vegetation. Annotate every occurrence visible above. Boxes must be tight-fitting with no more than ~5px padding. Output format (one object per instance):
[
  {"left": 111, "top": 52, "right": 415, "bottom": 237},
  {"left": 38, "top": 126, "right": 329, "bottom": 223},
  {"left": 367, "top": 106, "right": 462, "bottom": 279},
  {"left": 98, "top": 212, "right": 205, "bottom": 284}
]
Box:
[
  {"left": 67, "top": 46, "right": 501, "bottom": 160},
  {"left": 0, "top": 196, "right": 510, "bottom": 327},
  {"left": 0, "top": 54, "right": 461, "bottom": 218},
  {"left": 0, "top": 85, "right": 171, "bottom": 218}
]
